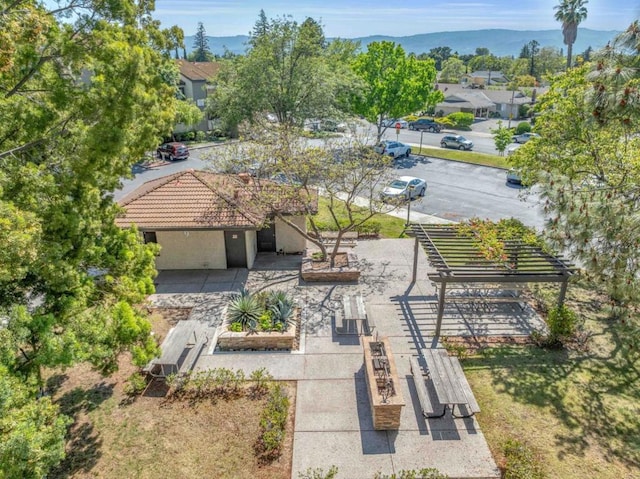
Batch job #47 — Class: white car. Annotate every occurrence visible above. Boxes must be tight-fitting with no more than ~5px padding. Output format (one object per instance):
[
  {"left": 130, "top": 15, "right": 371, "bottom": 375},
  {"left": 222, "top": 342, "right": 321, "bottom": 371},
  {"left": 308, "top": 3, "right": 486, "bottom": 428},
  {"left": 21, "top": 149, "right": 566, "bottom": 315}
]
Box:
[
  {"left": 382, "top": 118, "right": 408, "bottom": 128},
  {"left": 381, "top": 176, "right": 427, "bottom": 201},
  {"left": 512, "top": 132, "right": 540, "bottom": 143},
  {"left": 374, "top": 140, "right": 411, "bottom": 158}
]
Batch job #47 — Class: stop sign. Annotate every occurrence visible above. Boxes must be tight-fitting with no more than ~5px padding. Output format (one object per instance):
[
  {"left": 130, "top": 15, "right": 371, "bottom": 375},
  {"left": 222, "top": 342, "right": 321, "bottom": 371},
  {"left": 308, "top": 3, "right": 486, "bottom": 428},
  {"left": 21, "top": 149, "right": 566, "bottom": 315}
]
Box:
[{"left": 395, "top": 122, "right": 401, "bottom": 132}]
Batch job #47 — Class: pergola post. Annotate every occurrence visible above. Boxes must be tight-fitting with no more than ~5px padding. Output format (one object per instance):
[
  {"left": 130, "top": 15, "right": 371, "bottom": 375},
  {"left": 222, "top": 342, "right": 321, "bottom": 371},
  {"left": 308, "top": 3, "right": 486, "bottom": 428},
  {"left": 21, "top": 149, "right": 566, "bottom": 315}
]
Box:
[
  {"left": 412, "top": 236, "right": 419, "bottom": 283},
  {"left": 557, "top": 278, "right": 569, "bottom": 309},
  {"left": 435, "top": 281, "right": 446, "bottom": 338}
]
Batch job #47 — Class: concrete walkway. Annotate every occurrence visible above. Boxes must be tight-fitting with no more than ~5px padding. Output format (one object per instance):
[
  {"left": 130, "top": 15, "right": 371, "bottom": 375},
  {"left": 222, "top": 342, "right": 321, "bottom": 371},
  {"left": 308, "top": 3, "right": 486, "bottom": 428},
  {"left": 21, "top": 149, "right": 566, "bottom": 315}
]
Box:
[{"left": 150, "top": 239, "right": 545, "bottom": 478}]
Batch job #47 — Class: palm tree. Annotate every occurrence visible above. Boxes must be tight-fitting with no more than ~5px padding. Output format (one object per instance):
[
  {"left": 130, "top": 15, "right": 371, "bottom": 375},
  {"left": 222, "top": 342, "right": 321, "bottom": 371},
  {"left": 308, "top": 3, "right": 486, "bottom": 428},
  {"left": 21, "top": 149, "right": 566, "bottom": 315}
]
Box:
[{"left": 554, "top": 0, "right": 589, "bottom": 69}]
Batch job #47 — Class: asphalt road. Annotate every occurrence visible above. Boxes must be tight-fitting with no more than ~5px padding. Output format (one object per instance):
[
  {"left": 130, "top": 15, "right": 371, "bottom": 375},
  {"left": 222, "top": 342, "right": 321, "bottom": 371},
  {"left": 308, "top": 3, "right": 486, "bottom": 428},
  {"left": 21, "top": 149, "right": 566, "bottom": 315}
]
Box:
[
  {"left": 381, "top": 126, "right": 498, "bottom": 155},
  {"left": 390, "top": 153, "right": 545, "bottom": 229},
  {"left": 115, "top": 143, "right": 546, "bottom": 229}
]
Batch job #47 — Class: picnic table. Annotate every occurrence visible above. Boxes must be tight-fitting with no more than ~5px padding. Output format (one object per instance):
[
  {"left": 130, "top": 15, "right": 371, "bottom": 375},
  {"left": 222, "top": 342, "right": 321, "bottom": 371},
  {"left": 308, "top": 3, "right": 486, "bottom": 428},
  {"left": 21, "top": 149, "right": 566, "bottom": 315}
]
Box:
[
  {"left": 148, "top": 320, "right": 207, "bottom": 377},
  {"left": 336, "top": 295, "right": 373, "bottom": 335},
  {"left": 417, "top": 348, "right": 480, "bottom": 418}
]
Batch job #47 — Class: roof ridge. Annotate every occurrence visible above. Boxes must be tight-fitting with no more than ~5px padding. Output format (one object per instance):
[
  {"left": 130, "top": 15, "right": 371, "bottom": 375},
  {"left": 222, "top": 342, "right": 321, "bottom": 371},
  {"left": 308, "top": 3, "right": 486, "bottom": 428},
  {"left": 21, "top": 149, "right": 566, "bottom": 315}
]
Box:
[{"left": 118, "top": 170, "right": 189, "bottom": 206}]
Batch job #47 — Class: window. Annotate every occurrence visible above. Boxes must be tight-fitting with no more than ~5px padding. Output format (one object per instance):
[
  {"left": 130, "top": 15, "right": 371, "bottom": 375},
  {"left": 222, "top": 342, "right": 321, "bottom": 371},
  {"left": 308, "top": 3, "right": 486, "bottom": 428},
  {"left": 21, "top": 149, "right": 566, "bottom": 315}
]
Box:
[{"left": 143, "top": 231, "right": 157, "bottom": 244}]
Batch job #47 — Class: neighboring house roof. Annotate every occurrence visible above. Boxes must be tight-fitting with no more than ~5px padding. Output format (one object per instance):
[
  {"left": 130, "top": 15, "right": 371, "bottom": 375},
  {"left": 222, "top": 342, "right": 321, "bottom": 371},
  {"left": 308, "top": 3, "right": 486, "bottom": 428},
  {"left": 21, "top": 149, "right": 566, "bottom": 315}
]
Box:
[
  {"left": 465, "top": 70, "right": 509, "bottom": 82},
  {"left": 481, "top": 90, "right": 532, "bottom": 105},
  {"left": 438, "top": 92, "right": 496, "bottom": 109},
  {"left": 116, "top": 170, "right": 316, "bottom": 230},
  {"left": 176, "top": 60, "right": 220, "bottom": 81}
]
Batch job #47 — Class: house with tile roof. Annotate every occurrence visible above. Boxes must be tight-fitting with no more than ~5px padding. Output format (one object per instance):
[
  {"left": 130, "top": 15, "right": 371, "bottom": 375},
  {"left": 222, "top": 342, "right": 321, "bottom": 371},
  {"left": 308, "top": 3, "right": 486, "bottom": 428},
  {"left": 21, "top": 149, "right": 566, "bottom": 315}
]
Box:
[
  {"left": 176, "top": 60, "right": 221, "bottom": 132},
  {"left": 115, "top": 170, "right": 314, "bottom": 270}
]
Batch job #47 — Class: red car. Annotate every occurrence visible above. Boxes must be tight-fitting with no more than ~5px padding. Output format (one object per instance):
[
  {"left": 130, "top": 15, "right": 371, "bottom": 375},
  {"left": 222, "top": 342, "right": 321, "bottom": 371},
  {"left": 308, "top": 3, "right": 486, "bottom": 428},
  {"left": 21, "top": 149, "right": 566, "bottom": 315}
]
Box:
[{"left": 156, "top": 142, "right": 189, "bottom": 161}]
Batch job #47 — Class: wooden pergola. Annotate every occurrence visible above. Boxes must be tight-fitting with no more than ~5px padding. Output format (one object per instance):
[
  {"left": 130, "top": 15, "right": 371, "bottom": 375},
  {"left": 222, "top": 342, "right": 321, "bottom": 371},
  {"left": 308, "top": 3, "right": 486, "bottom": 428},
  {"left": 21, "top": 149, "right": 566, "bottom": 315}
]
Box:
[{"left": 406, "top": 223, "right": 577, "bottom": 337}]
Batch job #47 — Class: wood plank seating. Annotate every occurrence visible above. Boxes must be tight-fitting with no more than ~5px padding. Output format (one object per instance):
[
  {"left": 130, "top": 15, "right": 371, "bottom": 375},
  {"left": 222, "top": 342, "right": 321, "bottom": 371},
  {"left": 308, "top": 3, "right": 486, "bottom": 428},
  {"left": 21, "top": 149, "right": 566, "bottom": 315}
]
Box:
[
  {"left": 319, "top": 231, "right": 358, "bottom": 247},
  {"left": 409, "top": 356, "right": 438, "bottom": 417},
  {"left": 420, "top": 347, "right": 481, "bottom": 418},
  {"left": 179, "top": 332, "right": 209, "bottom": 375},
  {"left": 147, "top": 320, "right": 200, "bottom": 378},
  {"left": 335, "top": 295, "right": 368, "bottom": 335}
]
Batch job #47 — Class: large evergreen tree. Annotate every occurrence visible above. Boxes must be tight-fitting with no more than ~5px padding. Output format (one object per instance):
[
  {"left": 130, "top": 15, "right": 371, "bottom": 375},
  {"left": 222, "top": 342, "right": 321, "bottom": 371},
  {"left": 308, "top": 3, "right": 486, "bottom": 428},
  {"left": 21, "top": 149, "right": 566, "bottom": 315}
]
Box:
[
  {"left": 509, "top": 23, "right": 640, "bottom": 353},
  {"left": 192, "top": 22, "right": 212, "bottom": 62},
  {"left": 554, "top": 0, "right": 589, "bottom": 69}
]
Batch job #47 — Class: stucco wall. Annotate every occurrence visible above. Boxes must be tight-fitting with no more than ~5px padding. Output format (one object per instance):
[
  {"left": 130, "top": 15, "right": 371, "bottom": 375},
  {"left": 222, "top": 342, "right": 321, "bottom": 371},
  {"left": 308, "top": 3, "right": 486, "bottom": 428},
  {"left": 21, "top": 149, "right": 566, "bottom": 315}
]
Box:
[
  {"left": 245, "top": 230, "right": 257, "bottom": 269},
  {"left": 155, "top": 230, "right": 226, "bottom": 270},
  {"left": 275, "top": 216, "right": 306, "bottom": 253}
]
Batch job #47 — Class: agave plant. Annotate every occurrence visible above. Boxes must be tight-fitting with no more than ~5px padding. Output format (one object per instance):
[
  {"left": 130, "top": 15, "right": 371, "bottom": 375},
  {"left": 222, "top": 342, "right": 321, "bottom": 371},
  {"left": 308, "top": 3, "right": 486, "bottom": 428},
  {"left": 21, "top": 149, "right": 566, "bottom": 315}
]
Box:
[
  {"left": 227, "top": 294, "right": 262, "bottom": 331},
  {"left": 267, "top": 290, "right": 293, "bottom": 309},
  {"left": 270, "top": 299, "right": 294, "bottom": 331}
]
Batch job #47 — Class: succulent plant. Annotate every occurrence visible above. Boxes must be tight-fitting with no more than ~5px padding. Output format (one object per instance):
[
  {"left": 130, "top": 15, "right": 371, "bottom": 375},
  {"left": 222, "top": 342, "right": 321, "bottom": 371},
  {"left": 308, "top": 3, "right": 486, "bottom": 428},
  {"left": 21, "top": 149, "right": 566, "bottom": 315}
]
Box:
[{"left": 227, "top": 294, "right": 262, "bottom": 330}]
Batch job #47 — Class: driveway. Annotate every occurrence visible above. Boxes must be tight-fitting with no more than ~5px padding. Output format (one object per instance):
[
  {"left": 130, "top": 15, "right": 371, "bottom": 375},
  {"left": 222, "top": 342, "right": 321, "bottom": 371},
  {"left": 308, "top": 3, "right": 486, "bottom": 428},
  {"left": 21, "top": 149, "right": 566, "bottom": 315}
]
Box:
[{"left": 149, "top": 239, "right": 546, "bottom": 478}]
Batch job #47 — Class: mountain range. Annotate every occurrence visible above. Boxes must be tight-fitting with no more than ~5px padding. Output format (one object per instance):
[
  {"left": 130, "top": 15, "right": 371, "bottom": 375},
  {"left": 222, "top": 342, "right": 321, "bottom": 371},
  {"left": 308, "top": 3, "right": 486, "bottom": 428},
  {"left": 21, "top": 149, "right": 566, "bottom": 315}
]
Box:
[{"left": 184, "top": 28, "right": 618, "bottom": 58}]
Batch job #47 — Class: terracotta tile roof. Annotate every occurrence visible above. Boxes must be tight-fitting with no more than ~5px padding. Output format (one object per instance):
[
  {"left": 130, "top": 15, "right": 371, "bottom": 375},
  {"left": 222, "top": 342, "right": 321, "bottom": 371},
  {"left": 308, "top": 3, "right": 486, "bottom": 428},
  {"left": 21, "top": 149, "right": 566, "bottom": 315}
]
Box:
[
  {"left": 176, "top": 60, "right": 220, "bottom": 81},
  {"left": 116, "top": 170, "right": 316, "bottom": 230}
]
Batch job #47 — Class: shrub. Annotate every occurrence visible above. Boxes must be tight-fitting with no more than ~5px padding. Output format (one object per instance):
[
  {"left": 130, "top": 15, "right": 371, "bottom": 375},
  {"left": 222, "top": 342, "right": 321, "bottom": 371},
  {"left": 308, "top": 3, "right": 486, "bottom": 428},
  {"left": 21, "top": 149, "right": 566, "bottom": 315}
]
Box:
[
  {"left": 123, "top": 372, "right": 147, "bottom": 396},
  {"left": 227, "top": 295, "right": 262, "bottom": 331},
  {"left": 184, "top": 131, "right": 196, "bottom": 141},
  {"left": 519, "top": 104, "right": 531, "bottom": 118},
  {"left": 298, "top": 466, "right": 339, "bottom": 479},
  {"left": 229, "top": 322, "right": 243, "bottom": 332},
  {"left": 195, "top": 130, "right": 206, "bottom": 142},
  {"left": 502, "top": 439, "right": 546, "bottom": 479},
  {"left": 546, "top": 305, "right": 579, "bottom": 343},
  {"left": 357, "top": 220, "right": 381, "bottom": 236},
  {"left": 446, "top": 112, "right": 474, "bottom": 128},
  {"left": 256, "top": 383, "right": 290, "bottom": 460},
  {"left": 404, "top": 114, "right": 418, "bottom": 122},
  {"left": 515, "top": 121, "right": 531, "bottom": 134}
]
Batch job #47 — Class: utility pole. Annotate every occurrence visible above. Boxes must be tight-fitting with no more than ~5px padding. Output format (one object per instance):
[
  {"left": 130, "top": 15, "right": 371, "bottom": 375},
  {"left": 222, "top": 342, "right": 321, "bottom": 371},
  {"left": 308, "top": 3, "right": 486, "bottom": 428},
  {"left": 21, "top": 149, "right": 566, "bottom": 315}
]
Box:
[{"left": 508, "top": 88, "right": 516, "bottom": 129}]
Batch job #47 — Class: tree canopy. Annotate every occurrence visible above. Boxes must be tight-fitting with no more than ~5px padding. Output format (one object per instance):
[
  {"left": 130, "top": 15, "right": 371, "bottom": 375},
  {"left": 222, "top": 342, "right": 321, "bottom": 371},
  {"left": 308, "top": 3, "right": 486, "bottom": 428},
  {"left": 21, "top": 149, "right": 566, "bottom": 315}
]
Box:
[
  {"left": 509, "top": 24, "right": 640, "bottom": 345},
  {"left": 0, "top": 0, "right": 181, "bottom": 474},
  {"left": 191, "top": 22, "right": 213, "bottom": 62},
  {"left": 208, "top": 14, "right": 358, "bottom": 129},
  {"left": 351, "top": 41, "right": 438, "bottom": 140}
]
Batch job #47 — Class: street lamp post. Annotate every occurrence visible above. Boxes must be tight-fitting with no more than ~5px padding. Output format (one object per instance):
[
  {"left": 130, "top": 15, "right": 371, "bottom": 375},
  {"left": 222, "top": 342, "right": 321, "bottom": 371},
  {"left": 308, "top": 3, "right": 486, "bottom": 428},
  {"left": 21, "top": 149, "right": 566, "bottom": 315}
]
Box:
[{"left": 405, "top": 186, "right": 415, "bottom": 226}]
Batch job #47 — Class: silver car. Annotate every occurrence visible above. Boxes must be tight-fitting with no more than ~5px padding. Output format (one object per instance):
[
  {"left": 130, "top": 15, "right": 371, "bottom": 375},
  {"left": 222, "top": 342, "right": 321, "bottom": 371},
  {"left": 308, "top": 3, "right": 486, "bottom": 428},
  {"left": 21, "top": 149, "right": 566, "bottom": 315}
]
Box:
[
  {"left": 440, "top": 134, "right": 473, "bottom": 151},
  {"left": 381, "top": 176, "right": 427, "bottom": 201}
]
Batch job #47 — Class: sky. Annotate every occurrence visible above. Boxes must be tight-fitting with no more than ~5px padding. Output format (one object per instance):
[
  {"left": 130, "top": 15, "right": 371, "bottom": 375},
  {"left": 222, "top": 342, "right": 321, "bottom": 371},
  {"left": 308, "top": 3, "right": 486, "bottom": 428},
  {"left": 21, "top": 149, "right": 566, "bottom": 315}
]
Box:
[{"left": 152, "top": 0, "right": 640, "bottom": 37}]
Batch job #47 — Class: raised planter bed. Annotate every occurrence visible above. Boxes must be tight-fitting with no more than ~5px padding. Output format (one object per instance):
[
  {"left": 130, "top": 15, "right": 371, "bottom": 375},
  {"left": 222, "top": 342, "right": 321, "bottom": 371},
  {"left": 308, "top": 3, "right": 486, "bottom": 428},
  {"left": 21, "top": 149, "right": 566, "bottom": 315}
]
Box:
[
  {"left": 216, "top": 308, "right": 300, "bottom": 351},
  {"left": 300, "top": 250, "right": 361, "bottom": 282}
]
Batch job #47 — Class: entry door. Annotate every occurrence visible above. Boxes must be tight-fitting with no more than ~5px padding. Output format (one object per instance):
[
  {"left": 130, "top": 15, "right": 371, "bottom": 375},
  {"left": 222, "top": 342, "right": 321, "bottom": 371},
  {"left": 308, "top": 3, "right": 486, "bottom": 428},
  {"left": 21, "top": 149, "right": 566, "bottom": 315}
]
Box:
[
  {"left": 257, "top": 222, "right": 276, "bottom": 252},
  {"left": 224, "top": 231, "right": 247, "bottom": 268}
]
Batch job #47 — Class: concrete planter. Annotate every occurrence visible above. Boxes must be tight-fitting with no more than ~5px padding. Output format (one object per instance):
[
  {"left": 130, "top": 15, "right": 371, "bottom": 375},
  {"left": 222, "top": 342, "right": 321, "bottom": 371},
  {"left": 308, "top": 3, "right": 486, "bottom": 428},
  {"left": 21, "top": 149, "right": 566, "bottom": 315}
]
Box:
[
  {"left": 300, "top": 250, "right": 361, "bottom": 282},
  {"left": 217, "top": 308, "right": 300, "bottom": 351},
  {"left": 363, "top": 336, "right": 405, "bottom": 430}
]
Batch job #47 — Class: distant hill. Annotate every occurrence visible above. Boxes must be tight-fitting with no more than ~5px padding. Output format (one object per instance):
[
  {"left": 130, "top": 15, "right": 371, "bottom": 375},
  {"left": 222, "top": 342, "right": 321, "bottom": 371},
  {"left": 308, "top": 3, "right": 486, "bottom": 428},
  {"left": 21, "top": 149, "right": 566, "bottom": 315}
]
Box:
[{"left": 184, "top": 28, "right": 617, "bottom": 58}]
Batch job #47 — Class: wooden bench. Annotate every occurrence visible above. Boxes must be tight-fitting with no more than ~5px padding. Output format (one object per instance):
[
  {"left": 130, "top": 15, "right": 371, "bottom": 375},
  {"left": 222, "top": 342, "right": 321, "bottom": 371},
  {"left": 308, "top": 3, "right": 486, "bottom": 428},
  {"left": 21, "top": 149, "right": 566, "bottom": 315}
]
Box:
[
  {"left": 409, "top": 356, "right": 438, "bottom": 418},
  {"left": 421, "top": 348, "right": 481, "bottom": 418},
  {"left": 319, "top": 231, "right": 358, "bottom": 247}
]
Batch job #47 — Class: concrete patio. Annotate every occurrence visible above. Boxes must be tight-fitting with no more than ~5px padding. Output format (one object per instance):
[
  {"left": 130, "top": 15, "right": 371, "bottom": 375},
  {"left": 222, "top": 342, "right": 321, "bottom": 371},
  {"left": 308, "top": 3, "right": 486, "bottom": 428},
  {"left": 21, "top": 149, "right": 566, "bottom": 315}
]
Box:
[{"left": 149, "top": 238, "right": 545, "bottom": 478}]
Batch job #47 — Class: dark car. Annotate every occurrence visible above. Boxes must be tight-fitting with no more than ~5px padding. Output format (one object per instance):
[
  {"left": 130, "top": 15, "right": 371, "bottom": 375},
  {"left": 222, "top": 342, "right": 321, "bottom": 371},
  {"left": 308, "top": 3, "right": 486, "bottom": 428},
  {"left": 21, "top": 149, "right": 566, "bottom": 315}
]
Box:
[
  {"left": 440, "top": 134, "right": 473, "bottom": 151},
  {"left": 408, "top": 118, "right": 443, "bottom": 132},
  {"left": 156, "top": 142, "right": 190, "bottom": 161}
]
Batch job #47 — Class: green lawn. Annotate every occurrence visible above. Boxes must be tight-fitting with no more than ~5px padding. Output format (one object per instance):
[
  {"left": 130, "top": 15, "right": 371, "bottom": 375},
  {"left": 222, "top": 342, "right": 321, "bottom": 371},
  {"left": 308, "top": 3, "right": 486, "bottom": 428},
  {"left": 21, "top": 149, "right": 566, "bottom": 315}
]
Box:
[
  {"left": 311, "top": 197, "right": 407, "bottom": 239},
  {"left": 462, "top": 280, "right": 640, "bottom": 478},
  {"left": 416, "top": 146, "right": 510, "bottom": 168}
]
